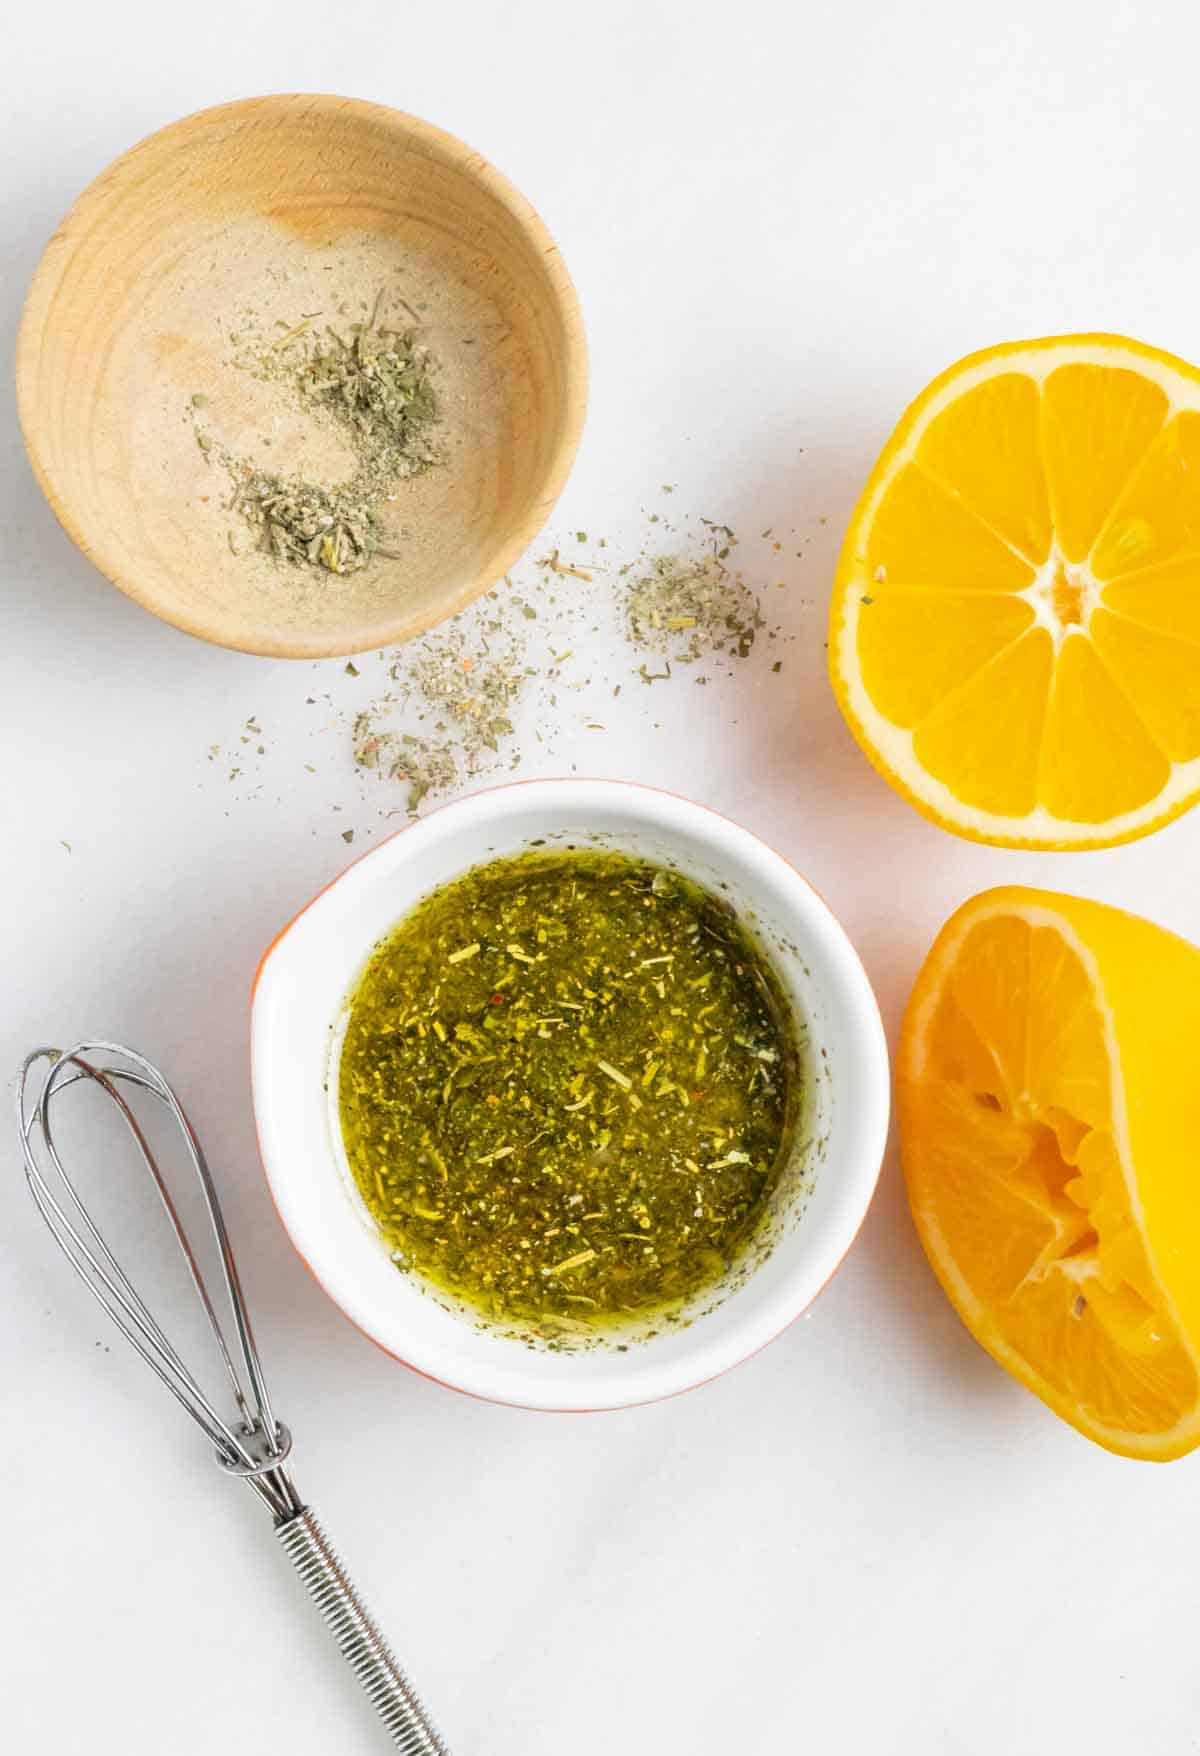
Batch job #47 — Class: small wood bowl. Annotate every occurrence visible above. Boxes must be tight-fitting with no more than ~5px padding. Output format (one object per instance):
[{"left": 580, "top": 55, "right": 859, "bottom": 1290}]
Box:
[{"left": 17, "top": 95, "right": 587, "bottom": 658}]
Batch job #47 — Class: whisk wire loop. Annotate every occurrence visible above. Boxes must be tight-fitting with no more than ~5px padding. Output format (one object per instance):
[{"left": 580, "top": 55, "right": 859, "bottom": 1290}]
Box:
[{"left": 18, "top": 1043, "right": 295, "bottom": 1514}]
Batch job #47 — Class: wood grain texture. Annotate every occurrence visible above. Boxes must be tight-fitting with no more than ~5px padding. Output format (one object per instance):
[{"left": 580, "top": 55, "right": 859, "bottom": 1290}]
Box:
[{"left": 17, "top": 94, "right": 588, "bottom": 658}]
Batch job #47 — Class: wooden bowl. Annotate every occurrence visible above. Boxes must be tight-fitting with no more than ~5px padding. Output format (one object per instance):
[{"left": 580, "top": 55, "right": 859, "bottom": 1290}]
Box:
[{"left": 17, "top": 95, "right": 587, "bottom": 658}]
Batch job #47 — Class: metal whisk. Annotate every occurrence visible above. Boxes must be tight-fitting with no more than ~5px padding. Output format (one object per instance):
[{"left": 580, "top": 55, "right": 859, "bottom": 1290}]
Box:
[{"left": 16, "top": 1041, "right": 452, "bottom": 1754}]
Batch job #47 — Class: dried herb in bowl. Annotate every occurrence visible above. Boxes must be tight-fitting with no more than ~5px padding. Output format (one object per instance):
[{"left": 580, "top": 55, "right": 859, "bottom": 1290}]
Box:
[
  {"left": 195, "top": 291, "right": 443, "bottom": 577},
  {"left": 231, "top": 471, "right": 386, "bottom": 575},
  {"left": 298, "top": 302, "right": 441, "bottom": 488}
]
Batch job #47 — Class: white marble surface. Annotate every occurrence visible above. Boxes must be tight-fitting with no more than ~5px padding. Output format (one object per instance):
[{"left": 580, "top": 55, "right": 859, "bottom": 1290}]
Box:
[{"left": 5, "top": 4, "right": 1200, "bottom": 1751}]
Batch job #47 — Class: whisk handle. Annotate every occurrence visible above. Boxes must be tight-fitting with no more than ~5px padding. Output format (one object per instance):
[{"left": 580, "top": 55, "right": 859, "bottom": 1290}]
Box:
[{"left": 276, "top": 1506, "right": 452, "bottom": 1753}]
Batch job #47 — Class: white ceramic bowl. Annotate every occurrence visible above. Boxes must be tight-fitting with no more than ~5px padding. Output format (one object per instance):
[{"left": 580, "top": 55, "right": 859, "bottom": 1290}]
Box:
[{"left": 251, "top": 778, "right": 890, "bottom": 1410}]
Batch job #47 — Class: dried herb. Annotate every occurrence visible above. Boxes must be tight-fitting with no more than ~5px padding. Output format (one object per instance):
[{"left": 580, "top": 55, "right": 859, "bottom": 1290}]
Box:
[
  {"left": 353, "top": 723, "right": 459, "bottom": 813},
  {"left": 298, "top": 303, "right": 440, "bottom": 491},
  {"left": 229, "top": 471, "right": 383, "bottom": 575},
  {"left": 339, "top": 851, "right": 803, "bottom": 1332},
  {"left": 195, "top": 290, "right": 442, "bottom": 578},
  {"left": 352, "top": 618, "right": 526, "bottom": 812},
  {"left": 624, "top": 549, "right": 763, "bottom": 664}
]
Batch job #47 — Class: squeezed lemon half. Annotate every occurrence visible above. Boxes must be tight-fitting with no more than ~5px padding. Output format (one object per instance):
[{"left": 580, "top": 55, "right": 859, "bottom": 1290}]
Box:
[{"left": 899, "top": 887, "right": 1200, "bottom": 1460}]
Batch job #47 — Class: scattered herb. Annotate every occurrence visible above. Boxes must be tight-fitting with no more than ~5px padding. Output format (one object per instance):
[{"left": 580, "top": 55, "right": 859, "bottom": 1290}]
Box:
[
  {"left": 211, "top": 496, "right": 800, "bottom": 816},
  {"left": 353, "top": 619, "right": 525, "bottom": 812},
  {"left": 539, "top": 549, "right": 593, "bottom": 582},
  {"left": 624, "top": 549, "right": 763, "bottom": 665}
]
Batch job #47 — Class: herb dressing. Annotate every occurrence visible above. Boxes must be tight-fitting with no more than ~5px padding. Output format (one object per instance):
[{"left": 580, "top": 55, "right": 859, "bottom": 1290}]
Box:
[{"left": 338, "top": 849, "right": 802, "bottom": 1331}]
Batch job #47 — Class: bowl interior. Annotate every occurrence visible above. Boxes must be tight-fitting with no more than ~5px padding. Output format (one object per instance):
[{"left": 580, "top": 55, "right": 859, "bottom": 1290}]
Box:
[
  {"left": 252, "top": 784, "right": 890, "bottom": 1409},
  {"left": 18, "top": 96, "right": 585, "bottom": 657}
]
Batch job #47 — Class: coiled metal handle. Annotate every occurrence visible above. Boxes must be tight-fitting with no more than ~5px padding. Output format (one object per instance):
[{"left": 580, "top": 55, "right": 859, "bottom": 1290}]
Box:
[{"left": 277, "top": 1507, "right": 452, "bottom": 1753}]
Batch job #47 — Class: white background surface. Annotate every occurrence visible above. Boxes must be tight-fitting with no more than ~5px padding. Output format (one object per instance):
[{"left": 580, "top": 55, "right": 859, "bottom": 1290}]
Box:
[{"left": 5, "top": 4, "right": 1200, "bottom": 1752}]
